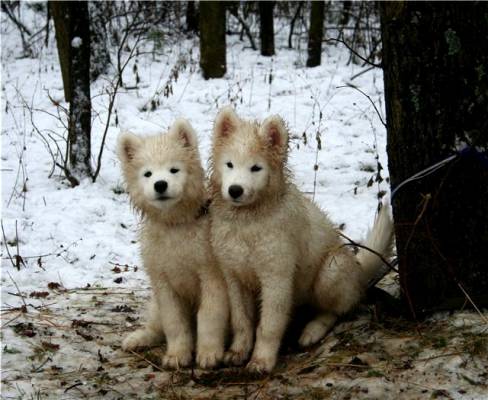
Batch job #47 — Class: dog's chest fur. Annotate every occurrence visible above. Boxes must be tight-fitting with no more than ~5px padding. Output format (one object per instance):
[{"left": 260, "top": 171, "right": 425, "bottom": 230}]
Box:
[
  {"left": 211, "top": 187, "right": 342, "bottom": 297},
  {"left": 210, "top": 215, "right": 261, "bottom": 288},
  {"left": 211, "top": 197, "right": 303, "bottom": 289},
  {"left": 140, "top": 217, "right": 211, "bottom": 298}
]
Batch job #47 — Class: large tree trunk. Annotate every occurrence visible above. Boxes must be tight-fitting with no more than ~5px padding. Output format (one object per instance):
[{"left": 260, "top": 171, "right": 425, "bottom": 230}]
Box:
[
  {"left": 68, "top": 1, "right": 92, "bottom": 183},
  {"left": 259, "top": 1, "right": 275, "bottom": 57},
  {"left": 51, "top": 1, "right": 72, "bottom": 102},
  {"left": 380, "top": 3, "right": 488, "bottom": 317},
  {"left": 306, "top": 0, "right": 325, "bottom": 67},
  {"left": 199, "top": 1, "right": 226, "bottom": 79}
]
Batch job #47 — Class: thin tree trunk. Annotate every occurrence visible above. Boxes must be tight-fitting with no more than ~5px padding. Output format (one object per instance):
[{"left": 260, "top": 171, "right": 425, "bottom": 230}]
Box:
[
  {"left": 199, "top": 1, "right": 226, "bottom": 79},
  {"left": 51, "top": 1, "right": 71, "bottom": 102},
  {"left": 380, "top": 2, "right": 488, "bottom": 317},
  {"left": 45, "top": 2, "right": 50, "bottom": 48},
  {"left": 186, "top": 1, "right": 198, "bottom": 33},
  {"left": 259, "top": 1, "right": 275, "bottom": 56},
  {"left": 288, "top": 2, "right": 303, "bottom": 49},
  {"left": 340, "top": 1, "right": 352, "bottom": 27},
  {"left": 306, "top": 0, "right": 325, "bottom": 67},
  {"left": 88, "top": 1, "right": 111, "bottom": 81},
  {"left": 68, "top": 1, "right": 92, "bottom": 183},
  {"left": 229, "top": 3, "right": 256, "bottom": 51}
]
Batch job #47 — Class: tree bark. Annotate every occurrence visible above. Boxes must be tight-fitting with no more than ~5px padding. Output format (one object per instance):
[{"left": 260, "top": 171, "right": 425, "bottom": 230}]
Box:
[
  {"left": 380, "top": 2, "right": 488, "bottom": 317},
  {"left": 68, "top": 1, "right": 92, "bottom": 183},
  {"left": 306, "top": 0, "right": 325, "bottom": 67},
  {"left": 199, "top": 1, "right": 226, "bottom": 79},
  {"left": 51, "top": 1, "right": 72, "bottom": 102},
  {"left": 259, "top": 1, "right": 275, "bottom": 56}
]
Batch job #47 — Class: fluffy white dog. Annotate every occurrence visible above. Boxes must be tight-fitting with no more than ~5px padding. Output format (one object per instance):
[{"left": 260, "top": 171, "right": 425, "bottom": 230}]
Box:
[
  {"left": 118, "top": 119, "right": 228, "bottom": 369},
  {"left": 209, "top": 107, "right": 393, "bottom": 372}
]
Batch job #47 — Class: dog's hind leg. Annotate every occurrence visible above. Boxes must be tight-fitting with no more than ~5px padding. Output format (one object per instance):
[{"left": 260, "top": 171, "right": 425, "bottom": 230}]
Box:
[
  {"left": 298, "top": 311, "right": 337, "bottom": 347},
  {"left": 122, "top": 298, "right": 163, "bottom": 351},
  {"left": 122, "top": 328, "right": 161, "bottom": 351},
  {"left": 223, "top": 274, "right": 255, "bottom": 366},
  {"left": 196, "top": 273, "right": 229, "bottom": 369},
  {"left": 300, "top": 250, "right": 362, "bottom": 347}
]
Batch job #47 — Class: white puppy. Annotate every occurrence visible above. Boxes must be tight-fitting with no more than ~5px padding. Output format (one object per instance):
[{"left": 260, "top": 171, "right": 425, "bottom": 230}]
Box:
[
  {"left": 118, "top": 119, "right": 228, "bottom": 369},
  {"left": 209, "top": 107, "right": 393, "bottom": 373}
]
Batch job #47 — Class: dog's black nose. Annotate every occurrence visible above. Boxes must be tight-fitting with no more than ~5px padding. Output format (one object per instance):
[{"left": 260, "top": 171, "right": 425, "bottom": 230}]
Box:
[
  {"left": 228, "top": 185, "right": 244, "bottom": 199},
  {"left": 154, "top": 180, "right": 168, "bottom": 194}
]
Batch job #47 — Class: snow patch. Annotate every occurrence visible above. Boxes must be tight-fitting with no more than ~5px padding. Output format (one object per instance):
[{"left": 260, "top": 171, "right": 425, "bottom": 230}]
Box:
[{"left": 71, "top": 36, "right": 82, "bottom": 48}]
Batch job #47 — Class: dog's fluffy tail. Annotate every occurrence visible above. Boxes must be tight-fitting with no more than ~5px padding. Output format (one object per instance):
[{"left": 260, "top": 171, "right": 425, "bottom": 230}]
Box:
[{"left": 356, "top": 199, "right": 395, "bottom": 288}]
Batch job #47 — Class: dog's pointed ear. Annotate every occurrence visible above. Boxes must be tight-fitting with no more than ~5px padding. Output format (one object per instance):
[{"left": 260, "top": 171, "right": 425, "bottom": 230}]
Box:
[
  {"left": 214, "top": 106, "right": 239, "bottom": 139},
  {"left": 118, "top": 131, "right": 142, "bottom": 163},
  {"left": 259, "top": 115, "right": 288, "bottom": 151},
  {"left": 169, "top": 118, "right": 198, "bottom": 148}
]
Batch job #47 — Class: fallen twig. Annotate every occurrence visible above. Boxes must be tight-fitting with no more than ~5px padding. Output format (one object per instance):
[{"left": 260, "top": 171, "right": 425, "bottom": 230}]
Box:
[
  {"left": 128, "top": 350, "right": 163, "bottom": 372},
  {"left": 64, "top": 382, "right": 83, "bottom": 393},
  {"left": 6, "top": 271, "right": 28, "bottom": 311},
  {"left": 457, "top": 283, "right": 488, "bottom": 325},
  {"left": 1, "top": 220, "right": 17, "bottom": 270}
]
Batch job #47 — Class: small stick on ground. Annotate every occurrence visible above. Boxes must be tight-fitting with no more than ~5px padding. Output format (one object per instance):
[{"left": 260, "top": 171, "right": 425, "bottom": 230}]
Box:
[
  {"left": 63, "top": 382, "right": 83, "bottom": 393},
  {"left": 1, "top": 220, "right": 17, "bottom": 270},
  {"left": 129, "top": 350, "right": 163, "bottom": 372},
  {"left": 458, "top": 283, "right": 488, "bottom": 325},
  {"left": 7, "top": 271, "right": 28, "bottom": 311}
]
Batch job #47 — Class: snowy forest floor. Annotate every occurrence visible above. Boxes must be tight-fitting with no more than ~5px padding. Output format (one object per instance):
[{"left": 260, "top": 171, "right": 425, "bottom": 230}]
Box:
[
  {"left": 1, "top": 5, "right": 488, "bottom": 399},
  {"left": 2, "top": 278, "right": 488, "bottom": 399}
]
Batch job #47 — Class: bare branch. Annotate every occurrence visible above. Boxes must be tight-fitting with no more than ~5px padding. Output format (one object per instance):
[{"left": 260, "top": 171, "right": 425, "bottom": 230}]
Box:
[
  {"left": 324, "top": 37, "right": 382, "bottom": 69},
  {"left": 1, "top": 3, "right": 32, "bottom": 36},
  {"left": 6, "top": 271, "right": 28, "bottom": 311},
  {"left": 338, "top": 231, "right": 398, "bottom": 274},
  {"left": 1, "top": 220, "right": 17, "bottom": 270},
  {"left": 336, "top": 84, "right": 387, "bottom": 128},
  {"left": 92, "top": 29, "right": 145, "bottom": 182},
  {"left": 229, "top": 5, "right": 257, "bottom": 51}
]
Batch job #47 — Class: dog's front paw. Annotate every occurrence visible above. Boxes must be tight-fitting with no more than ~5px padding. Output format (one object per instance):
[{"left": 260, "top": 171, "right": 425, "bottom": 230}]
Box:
[
  {"left": 162, "top": 351, "right": 193, "bottom": 369},
  {"left": 122, "top": 329, "right": 158, "bottom": 351},
  {"left": 223, "top": 334, "right": 253, "bottom": 366},
  {"left": 196, "top": 347, "right": 223, "bottom": 369},
  {"left": 223, "top": 349, "right": 250, "bottom": 366},
  {"left": 246, "top": 355, "right": 276, "bottom": 374}
]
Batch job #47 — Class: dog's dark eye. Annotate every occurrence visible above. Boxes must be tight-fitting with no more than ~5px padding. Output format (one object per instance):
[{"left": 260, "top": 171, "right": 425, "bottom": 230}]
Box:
[
  {"left": 144, "top": 171, "right": 152, "bottom": 178},
  {"left": 250, "top": 165, "right": 262, "bottom": 172},
  {"left": 226, "top": 162, "right": 233, "bottom": 169},
  {"left": 170, "top": 168, "right": 179, "bottom": 174}
]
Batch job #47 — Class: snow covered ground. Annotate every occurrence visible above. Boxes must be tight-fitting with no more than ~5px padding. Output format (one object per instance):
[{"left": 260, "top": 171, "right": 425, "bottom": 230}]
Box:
[{"left": 1, "top": 5, "right": 487, "bottom": 400}]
